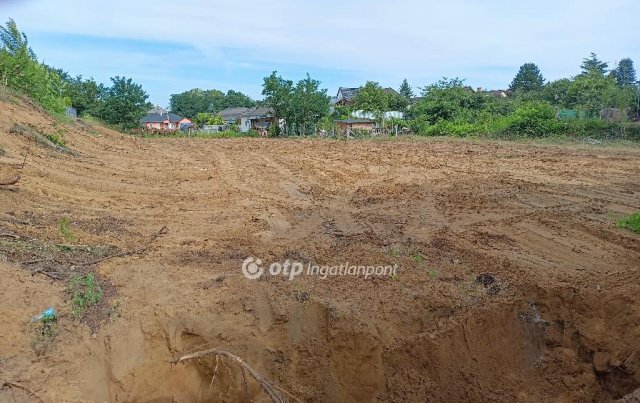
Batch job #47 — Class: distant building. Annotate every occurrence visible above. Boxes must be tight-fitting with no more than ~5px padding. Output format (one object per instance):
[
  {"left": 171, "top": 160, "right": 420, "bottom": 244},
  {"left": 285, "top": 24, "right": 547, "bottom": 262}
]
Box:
[
  {"left": 335, "top": 118, "right": 376, "bottom": 133},
  {"left": 217, "top": 107, "right": 276, "bottom": 133},
  {"left": 332, "top": 87, "right": 360, "bottom": 106},
  {"left": 140, "top": 110, "right": 192, "bottom": 131}
]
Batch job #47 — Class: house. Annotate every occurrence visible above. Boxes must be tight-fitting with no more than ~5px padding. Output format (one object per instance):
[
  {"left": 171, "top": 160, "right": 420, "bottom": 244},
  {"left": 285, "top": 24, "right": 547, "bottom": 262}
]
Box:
[
  {"left": 239, "top": 107, "right": 276, "bottom": 133},
  {"left": 218, "top": 107, "right": 251, "bottom": 124},
  {"left": 217, "top": 107, "right": 276, "bottom": 132},
  {"left": 335, "top": 118, "right": 376, "bottom": 133},
  {"left": 140, "top": 109, "right": 192, "bottom": 131},
  {"left": 332, "top": 87, "right": 359, "bottom": 105},
  {"left": 476, "top": 87, "right": 512, "bottom": 98}
]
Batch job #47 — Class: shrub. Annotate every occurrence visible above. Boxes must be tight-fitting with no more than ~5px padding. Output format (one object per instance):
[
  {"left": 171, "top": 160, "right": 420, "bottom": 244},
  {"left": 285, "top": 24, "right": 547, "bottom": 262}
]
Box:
[{"left": 500, "top": 101, "right": 561, "bottom": 137}]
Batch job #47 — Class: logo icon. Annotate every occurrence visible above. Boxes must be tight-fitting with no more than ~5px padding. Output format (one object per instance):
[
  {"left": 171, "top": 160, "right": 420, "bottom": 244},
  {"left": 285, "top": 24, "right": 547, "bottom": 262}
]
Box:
[{"left": 241, "top": 257, "right": 263, "bottom": 280}]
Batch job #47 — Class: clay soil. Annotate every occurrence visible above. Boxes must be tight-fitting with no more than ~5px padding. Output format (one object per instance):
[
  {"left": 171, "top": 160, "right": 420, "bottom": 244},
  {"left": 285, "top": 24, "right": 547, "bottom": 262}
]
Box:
[{"left": 0, "top": 98, "right": 639, "bottom": 402}]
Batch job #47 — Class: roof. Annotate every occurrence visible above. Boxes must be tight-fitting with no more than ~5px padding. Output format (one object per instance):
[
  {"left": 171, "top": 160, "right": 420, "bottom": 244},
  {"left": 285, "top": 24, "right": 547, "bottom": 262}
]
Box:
[
  {"left": 336, "top": 87, "right": 359, "bottom": 102},
  {"left": 218, "top": 107, "right": 251, "bottom": 121},
  {"left": 241, "top": 107, "right": 274, "bottom": 118},
  {"left": 140, "top": 112, "right": 182, "bottom": 123},
  {"left": 335, "top": 118, "right": 375, "bottom": 124}
]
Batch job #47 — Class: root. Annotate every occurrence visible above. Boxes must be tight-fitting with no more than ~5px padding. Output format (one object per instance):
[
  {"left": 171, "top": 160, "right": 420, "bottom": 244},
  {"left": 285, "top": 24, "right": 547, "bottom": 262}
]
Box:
[
  {"left": 76, "top": 226, "right": 169, "bottom": 267},
  {"left": 170, "top": 348, "right": 300, "bottom": 403},
  {"left": 1, "top": 381, "right": 44, "bottom": 402}
]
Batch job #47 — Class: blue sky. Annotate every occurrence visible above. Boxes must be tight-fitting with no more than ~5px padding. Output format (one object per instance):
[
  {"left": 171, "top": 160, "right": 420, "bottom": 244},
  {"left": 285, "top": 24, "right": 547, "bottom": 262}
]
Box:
[{"left": 2, "top": 0, "right": 638, "bottom": 107}]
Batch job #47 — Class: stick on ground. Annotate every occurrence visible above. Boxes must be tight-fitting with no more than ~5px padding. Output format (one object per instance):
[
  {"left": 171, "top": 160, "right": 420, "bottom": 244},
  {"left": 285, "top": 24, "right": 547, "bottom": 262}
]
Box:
[{"left": 171, "top": 347, "right": 300, "bottom": 403}]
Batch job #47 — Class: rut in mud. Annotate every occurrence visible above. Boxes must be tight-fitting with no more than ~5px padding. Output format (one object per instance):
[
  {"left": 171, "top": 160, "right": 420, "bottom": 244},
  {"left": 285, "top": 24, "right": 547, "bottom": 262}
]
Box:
[{"left": 0, "top": 98, "right": 639, "bottom": 402}]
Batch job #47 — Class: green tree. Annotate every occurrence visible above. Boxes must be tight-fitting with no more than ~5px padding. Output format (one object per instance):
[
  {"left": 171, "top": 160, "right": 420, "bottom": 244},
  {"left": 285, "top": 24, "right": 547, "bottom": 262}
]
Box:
[
  {"left": 60, "top": 75, "right": 105, "bottom": 116},
  {"left": 100, "top": 76, "right": 150, "bottom": 129},
  {"left": 169, "top": 88, "right": 225, "bottom": 118},
  {"left": 221, "top": 90, "right": 256, "bottom": 109},
  {"left": 193, "top": 112, "right": 225, "bottom": 127},
  {"left": 290, "top": 74, "right": 329, "bottom": 135},
  {"left": 399, "top": 79, "right": 414, "bottom": 99},
  {"left": 509, "top": 63, "right": 545, "bottom": 93},
  {"left": 568, "top": 73, "right": 618, "bottom": 116},
  {"left": 0, "top": 19, "right": 68, "bottom": 113},
  {"left": 543, "top": 79, "right": 574, "bottom": 108},
  {"left": 352, "top": 81, "right": 389, "bottom": 117},
  {"left": 413, "top": 78, "right": 481, "bottom": 123},
  {"left": 580, "top": 52, "right": 608, "bottom": 76},
  {"left": 614, "top": 58, "right": 637, "bottom": 88},
  {"left": 262, "top": 71, "right": 293, "bottom": 135}
]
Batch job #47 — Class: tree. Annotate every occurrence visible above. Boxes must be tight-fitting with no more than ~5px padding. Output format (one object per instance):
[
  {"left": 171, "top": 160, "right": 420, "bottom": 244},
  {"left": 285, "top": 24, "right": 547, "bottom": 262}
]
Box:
[
  {"left": 0, "top": 19, "right": 68, "bottom": 113},
  {"left": 614, "top": 58, "right": 637, "bottom": 88},
  {"left": 290, "top": 74, "right": 329, "bottom": 135},
  {"left": 262, "top": 71, "right": 293, "bottom": 135},
  {"left": 543, "top": 79, "right": 573, "bottom": 108},
  {"left": 509, "top": 63, "right": 545, "bottom": 93},
  {"left": 581, "top": 53, "right": 608, "bottom": 76},
  {"left": 59, "top": 75, "right": 105, "bottom": 116},
  {"left": 169, "top": 88, "right": 224, "bottom": 119},
  {"left": 413, "top": 78, "right": 481, "bottom": 123},
  {"left": 100, "top": 76, "right": 150, "bottom": 129},
  {"left": 352, "top": 81, "right": 389, "bottom": 117},
  {"left": 399, "top": 79, "right": 414, "bottom": 99},
  {"left": 221, "top": 90, "right": 255, "bottom": 109},
  {"left": 567, "top": 73, "right": 618, "bottom": 116},
  {"left": 193, "top": 112, "right": 224, "bottom": 127}
]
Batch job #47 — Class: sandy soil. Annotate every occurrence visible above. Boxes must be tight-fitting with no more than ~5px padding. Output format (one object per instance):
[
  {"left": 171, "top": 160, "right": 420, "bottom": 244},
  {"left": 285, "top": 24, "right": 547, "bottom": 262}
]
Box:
[{"left": 0, "top": 98, "right": 639, "bottom": 402}]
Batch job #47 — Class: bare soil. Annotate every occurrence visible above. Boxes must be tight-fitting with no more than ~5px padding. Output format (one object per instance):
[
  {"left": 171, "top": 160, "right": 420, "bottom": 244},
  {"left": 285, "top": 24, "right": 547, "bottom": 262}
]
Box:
[{"left": 0, "top": 98, "right": 639, "bottom": 402}]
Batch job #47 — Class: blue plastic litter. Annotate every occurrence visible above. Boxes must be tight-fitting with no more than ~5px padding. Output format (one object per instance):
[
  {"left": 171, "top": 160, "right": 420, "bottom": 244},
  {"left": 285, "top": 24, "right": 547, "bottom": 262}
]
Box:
[{"left": 31, "top": 307, "right": 57, "bottom": 323}]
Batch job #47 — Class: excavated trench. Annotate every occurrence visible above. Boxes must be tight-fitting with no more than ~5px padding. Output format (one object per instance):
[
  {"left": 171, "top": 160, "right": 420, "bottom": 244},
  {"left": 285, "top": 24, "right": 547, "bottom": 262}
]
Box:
[{"left": 91, "top": 286, "right": 639, "bottom": 402}]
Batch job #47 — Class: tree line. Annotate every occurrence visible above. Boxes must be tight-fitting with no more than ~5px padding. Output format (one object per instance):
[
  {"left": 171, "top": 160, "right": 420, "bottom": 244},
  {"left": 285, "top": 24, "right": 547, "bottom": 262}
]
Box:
[{"left": 2, "top": 18, "right": 639, "bottom": 139}]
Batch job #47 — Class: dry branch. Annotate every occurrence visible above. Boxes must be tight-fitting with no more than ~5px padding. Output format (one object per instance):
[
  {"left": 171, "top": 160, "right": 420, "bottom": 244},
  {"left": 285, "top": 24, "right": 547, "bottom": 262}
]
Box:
[
  {"left": 1, "top": 381, "right": 44, "bottom": 402},
  {"left": 170, "top": 347, "right": 300, "bottom": 403},
  {"left": 76, "top": 226, "right": 168, "bottom": 267}
]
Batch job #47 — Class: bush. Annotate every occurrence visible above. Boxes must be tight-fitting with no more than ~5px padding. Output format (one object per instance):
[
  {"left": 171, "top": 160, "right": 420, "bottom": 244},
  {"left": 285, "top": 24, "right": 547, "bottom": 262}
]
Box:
[
  {"left": 562, "top": 120, "right": 640, "bottom": 140},
  {"left": 500, "top": 101, "right": 561, "bottom": 137}
]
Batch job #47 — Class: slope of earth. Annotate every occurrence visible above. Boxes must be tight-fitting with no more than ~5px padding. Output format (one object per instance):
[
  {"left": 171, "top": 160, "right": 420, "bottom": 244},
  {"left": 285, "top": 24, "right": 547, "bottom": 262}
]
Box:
[{"left": 0, "top": 97, "right": 639, "bottom": 402}]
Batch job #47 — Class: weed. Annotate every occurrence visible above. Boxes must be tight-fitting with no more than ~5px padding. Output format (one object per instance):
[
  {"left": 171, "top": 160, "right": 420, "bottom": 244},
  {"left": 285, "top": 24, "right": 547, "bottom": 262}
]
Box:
[
  {"left": 46, "top": 131, "right": 66, "bottom": 147},
  {"left": 428, "top": 268, "right": 438, "bottom": 278},
  {"left": 618, "top": 212, "right": 640, "bottom": 234},
  {"left": 390, "top": 274, "right": 400, "bottom": 281},
  {"left": 59, "top": 216, "right": 76, "bottom": 242},
  {"left": 389, "top": 245, "right": 401, "bottom": 258},
  {"left": 68, "top": 273, "right": 103, "bottom": 318},
  {"left": 32, "top": 320, "right": 58, "bottom": 356},
  {"left": 412, "top": 253, "right": 424, "bottom": 264}
]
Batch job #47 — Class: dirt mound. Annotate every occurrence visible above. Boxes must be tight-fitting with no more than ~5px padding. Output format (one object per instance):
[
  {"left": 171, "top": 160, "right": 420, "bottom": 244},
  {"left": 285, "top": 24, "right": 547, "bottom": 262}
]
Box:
[{"left": 0, "top": 97, "right": 639, "bottom": 402}]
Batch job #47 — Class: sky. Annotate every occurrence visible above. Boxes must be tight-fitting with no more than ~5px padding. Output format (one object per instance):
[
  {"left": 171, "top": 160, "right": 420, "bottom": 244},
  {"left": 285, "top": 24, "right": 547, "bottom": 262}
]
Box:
[{"left": 2, "top": 0, "right": 639, "bottom": 107}]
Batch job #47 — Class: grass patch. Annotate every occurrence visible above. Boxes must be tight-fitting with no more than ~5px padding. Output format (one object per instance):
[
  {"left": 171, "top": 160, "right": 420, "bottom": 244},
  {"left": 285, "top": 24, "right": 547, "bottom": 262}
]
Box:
[
  {"left": 69, "top": 272, "right": 103, "bottom": 318},
  {"left": 9, "top": 123, "right": 72, "bottom": 153},
  {"left": 46, "top": 130, "right": 67, "bottom": 147},
  {"left": 618, "top": 212, "right": 640, "bottom": 234},
  {"left": 59, "top": 217, "right": 76, "bottom": 242}
]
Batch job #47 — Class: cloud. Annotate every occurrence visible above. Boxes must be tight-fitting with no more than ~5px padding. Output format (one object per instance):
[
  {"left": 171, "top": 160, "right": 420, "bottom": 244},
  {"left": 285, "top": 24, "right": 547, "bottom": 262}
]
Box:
[{"left": 2, "top": 0, "right": 638, "bottom": 105}]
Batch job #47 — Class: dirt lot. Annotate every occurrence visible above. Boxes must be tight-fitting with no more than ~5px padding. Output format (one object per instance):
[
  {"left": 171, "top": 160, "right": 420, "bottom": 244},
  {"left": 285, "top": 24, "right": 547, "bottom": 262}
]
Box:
[{"left": 0, "top": 98, "right": 639, "bottom": 402}]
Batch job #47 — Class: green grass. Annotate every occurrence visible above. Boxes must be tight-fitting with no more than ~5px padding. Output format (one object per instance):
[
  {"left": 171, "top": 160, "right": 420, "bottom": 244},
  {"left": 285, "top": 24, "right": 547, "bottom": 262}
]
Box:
[
  {"left": 46, "top": 132, "right": 66, "bottom": 147},
  {"left": 618, "top": 212, "right": 640, "bottom": 234},
  {"left": 59, "top": 217, "right": 76, "bottom": 242},
  {"left": 412, "top": 253, "right": 424, "bottom": 264},
  {"left": 69, "top": 273, "right": 103, "bottom": 318}
]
